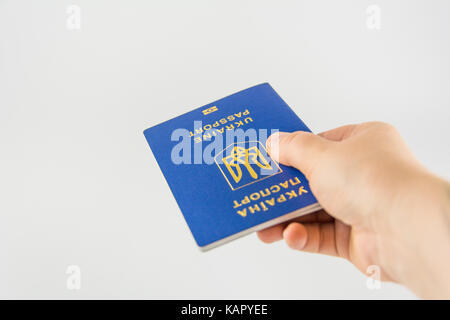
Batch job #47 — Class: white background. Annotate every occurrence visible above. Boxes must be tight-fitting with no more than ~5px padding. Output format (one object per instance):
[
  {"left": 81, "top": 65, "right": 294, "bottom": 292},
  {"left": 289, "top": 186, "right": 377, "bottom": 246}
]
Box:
[{"left": 1, "top": 0, "right": 449, "bottom": 299}]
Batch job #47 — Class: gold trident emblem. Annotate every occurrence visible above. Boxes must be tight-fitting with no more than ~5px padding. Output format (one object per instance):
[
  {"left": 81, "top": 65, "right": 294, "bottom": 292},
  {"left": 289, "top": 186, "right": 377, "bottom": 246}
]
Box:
[{"left": 222, "top": 146, "right": 272, "bottom": 183}]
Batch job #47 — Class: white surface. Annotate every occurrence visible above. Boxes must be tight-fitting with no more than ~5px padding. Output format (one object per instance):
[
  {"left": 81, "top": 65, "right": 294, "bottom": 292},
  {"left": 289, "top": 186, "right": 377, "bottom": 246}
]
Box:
[{"left": 1, "top": 0, "right": 449, "bottom": 299}]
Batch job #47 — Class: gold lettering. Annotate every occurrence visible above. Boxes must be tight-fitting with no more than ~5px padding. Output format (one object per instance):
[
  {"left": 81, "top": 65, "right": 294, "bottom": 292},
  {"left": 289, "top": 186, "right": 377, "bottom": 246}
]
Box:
[
  {"left": 250, "top": 192, "right": 260, "bottom": 201},
  {"left": 237, "top": 209, "right": 247, "bottom": 217},
  {"left": 279, "top": 181, "right": 289, "bottom": 189},
  {"left": 290, "top": 177, "right": 301, "bottom": 186},
  {"left": 233, "top": 200, "right": 243, "bottom": 209},
  {"left": 286, "top": 191, "right": 297, "bottom": 199},
  {"left": 270, "top": 185, "right": 281, "bottom": 193},
  {"left": 298, "top": 186, "right": 308, "bottom": 195},
  {"left": 241, "top": 196, "right": 250, "bottom": 205},
  {"left": 260, "top": 202, "right": 268, "bottom": 211},
  {"left": 248, "top": 204, "right": 260, "bottom": 214}
]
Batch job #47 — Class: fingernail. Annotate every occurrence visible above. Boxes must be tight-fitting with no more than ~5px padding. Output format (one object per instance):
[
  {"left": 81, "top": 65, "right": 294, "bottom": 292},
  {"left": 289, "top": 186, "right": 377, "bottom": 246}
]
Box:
[
  {"left": 283, "top": 223, "right": 307, "bottom": 250},
  {"left": 266, "top": 132, "right": 288, "bottom": 158}
]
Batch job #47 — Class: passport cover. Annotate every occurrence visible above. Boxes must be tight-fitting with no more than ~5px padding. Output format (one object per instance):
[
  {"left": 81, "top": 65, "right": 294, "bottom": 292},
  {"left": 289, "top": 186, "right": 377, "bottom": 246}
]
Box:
[{"left": 143, "top": 83, "right": 320, "bottom": 251}]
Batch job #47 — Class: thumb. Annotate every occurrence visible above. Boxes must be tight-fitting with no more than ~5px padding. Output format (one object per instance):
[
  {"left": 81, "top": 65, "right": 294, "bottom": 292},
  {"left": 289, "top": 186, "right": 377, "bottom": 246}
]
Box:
[{"left": 266, "top": 131, "right": 330, "bottom": 180}]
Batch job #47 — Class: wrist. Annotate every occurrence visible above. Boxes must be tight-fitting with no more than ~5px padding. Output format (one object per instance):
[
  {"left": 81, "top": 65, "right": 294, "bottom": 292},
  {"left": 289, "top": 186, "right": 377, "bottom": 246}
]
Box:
[{"left": 392, "top": 172, "right": 450, "bottom": 298}]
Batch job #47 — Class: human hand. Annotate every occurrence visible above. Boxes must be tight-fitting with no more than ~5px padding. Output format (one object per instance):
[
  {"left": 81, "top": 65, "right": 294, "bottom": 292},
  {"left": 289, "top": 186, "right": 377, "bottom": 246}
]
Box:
[{"left": 258, "top": 122, "right": 450, "bottom": 299}]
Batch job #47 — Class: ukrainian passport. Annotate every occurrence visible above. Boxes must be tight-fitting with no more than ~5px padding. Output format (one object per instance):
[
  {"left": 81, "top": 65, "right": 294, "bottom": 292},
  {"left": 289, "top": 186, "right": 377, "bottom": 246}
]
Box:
[{"left": 143, "top": 83, "right": 321, "bottom": 251}]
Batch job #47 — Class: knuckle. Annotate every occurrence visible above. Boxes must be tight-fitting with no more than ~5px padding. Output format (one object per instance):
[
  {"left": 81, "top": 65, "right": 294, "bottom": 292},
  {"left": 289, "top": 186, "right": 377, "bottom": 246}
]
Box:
[
  {"left": 364, "top": 121, "right": 400, "bottom": 138},
  {"left": 283, "top": 131, "right": 301, "bottom": 147},
  {"left": 369, "top": 121, "right": 397, "bottom": 132},
  {"left": 289, "top": 131, "right": 312, "bottom": 148}
]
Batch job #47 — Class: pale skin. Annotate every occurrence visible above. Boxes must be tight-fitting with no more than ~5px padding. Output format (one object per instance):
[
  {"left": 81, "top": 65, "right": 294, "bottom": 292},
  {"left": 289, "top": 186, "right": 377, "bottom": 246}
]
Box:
[{"left": 258, "top": 122, "right": 450, "bottom": 299}]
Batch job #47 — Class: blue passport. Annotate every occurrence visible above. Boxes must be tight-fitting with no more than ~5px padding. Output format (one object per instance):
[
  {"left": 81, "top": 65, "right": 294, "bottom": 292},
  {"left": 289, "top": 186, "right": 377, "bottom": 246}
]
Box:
[{"left": 144, "top": 83, "right": 321, "bottom": 251}]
